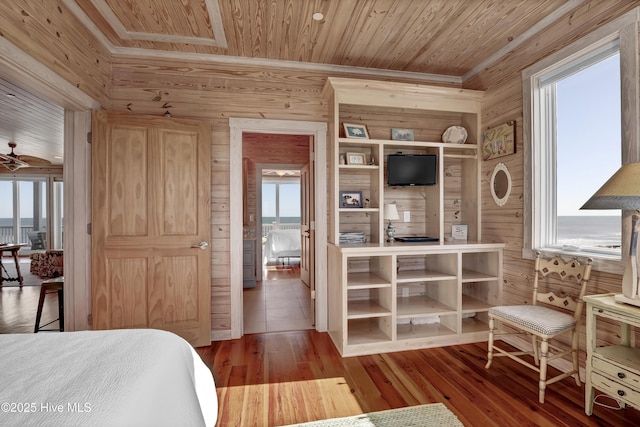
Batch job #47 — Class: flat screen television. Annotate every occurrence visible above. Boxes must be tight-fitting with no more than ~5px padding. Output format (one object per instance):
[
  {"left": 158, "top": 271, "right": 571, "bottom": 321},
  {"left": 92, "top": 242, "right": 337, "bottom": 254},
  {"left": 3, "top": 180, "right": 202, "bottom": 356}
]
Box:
[{"left": 387, "top": 154, "right": 437, "bottom": 186}]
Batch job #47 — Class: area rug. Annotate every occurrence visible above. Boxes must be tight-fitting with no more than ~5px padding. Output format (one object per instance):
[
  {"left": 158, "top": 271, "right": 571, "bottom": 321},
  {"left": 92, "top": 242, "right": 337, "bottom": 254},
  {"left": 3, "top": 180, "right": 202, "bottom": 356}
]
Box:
[{"left": 280, "top": 403, "right": 464, "bottom": 427}]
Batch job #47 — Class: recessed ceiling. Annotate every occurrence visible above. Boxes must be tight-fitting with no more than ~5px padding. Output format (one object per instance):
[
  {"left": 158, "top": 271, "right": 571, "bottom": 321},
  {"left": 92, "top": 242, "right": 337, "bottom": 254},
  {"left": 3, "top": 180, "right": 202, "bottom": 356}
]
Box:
[{"left": 0, "top": 77, "right": 64, "bottom": 167}]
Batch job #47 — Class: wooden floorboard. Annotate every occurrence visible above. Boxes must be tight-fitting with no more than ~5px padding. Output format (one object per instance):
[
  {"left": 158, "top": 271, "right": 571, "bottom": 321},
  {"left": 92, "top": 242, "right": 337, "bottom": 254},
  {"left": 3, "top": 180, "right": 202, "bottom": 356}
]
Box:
[
  {"left": 197, "top": 330, "right": 640, "bottom": 427},
  {"left": 0, "top": 256, "right": 60, "bottom": 334}
]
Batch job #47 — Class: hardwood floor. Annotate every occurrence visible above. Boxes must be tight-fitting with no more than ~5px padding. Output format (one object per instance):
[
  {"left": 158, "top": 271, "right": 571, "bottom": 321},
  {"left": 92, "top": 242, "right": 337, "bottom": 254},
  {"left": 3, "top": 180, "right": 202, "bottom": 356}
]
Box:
[
  {"left": 0, "top": 256, "right": 60, "bottom": 334},
  {"left": 197, "top": 330, "right": 640, "bottom": 427}
]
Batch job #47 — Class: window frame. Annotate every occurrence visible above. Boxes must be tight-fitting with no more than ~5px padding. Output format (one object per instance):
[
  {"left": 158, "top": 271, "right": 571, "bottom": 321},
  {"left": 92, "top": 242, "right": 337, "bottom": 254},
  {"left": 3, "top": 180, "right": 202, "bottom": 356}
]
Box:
[{"left": 523, "top": 10, "right": 640, "bottom": 274}]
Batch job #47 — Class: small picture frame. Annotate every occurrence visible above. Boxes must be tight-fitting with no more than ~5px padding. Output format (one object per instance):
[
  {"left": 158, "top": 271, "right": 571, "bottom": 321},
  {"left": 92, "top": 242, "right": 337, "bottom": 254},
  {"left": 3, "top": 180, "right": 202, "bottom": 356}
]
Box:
[
  {"left": 345, "top": 152, "right": 366, "bottom": 165},
  {"left": 343, "top": 123, "right": 369, "bottom": 139},
  {"left": 391, "top": 128, "right": 414, "bottom": 141},
  {"left": 339, "top": 191, "right": 363, "bottom": 208},
  {"left": 452, "top": 224, "right": 468, "bottom": 240}
]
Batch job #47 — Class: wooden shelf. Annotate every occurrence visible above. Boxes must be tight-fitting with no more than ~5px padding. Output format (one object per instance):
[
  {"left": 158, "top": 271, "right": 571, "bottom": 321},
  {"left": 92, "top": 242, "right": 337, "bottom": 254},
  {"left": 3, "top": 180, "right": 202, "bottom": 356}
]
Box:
[
  {"left": 347, "top": 300, "right": 391, "bottom": 319},
  {"left": 461, "top": 294, "right": 493, "bottom": 312},
  {"left": 397, "top": 295, "right": 455, "bottom": 318},
  {"left": 461, "top": 269, "right": 498, "bottom": 282},
  {"left": 397, "top": 321, "right": 456, "bottom": 340},
  {"left": 347, "top": 320, "right": 392, "bottom": 345},
  {"left": 460, "top": 316, "right": 490, "bottom": 334},
  {"left": 347, "top": 271, "right": 392, "bottom": 288},
  {"left": 397, "top": 269, "right": 457, "bottom": 283}
]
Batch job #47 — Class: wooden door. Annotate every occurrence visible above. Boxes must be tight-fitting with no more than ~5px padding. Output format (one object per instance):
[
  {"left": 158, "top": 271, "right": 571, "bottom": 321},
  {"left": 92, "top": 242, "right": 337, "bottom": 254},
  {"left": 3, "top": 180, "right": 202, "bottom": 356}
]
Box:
[
  {"left": 91, "top": 111, "right": 211, "bottom": 347},
  {"left": 300, "top": 160, "right": 315, "bottom": 324}
]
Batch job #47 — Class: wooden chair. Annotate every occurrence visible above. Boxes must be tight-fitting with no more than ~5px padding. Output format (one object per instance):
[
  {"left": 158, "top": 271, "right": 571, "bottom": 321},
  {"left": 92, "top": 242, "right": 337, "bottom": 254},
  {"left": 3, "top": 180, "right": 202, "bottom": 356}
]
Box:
[{"left": 485, "top": 253, "right": 592, "bottom": 403}]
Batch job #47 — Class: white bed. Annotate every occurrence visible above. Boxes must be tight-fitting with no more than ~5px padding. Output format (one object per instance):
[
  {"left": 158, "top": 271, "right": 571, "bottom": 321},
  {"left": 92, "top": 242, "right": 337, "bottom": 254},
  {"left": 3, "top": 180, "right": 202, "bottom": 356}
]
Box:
[
  {"left": 0, "top": 329, "right": 217, "bottom": 426},
  {"left": 263, "top": 229, "right": 301, "bottom": 264}
]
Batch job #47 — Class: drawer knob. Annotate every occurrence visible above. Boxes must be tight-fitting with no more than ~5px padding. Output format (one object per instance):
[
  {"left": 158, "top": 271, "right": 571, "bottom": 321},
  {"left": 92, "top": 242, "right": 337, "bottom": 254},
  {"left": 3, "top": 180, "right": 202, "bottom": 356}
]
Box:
[
  {"left": 618, "top": 372, "right": 626, "bottom": 379},
  {"left": 597, "top": 309, "right": 604, "bottom": 313},
  {"left": 617, "top": 390, "right": 626, "bottom": 397}
]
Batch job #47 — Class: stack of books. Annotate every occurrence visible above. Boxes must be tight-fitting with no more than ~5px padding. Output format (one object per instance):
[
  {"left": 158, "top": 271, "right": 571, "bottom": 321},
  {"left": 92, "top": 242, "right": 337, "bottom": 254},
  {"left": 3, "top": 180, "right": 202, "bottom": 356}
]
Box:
[{"left": 339, "top": 232, "right": 366, "bottom": 244}]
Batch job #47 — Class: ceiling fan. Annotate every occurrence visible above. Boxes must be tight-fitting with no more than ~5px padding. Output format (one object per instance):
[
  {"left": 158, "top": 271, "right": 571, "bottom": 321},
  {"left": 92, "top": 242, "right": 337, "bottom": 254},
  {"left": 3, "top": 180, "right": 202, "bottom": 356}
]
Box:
[{"left": 0, "top": 142, "right": 52, "bottom": 171}]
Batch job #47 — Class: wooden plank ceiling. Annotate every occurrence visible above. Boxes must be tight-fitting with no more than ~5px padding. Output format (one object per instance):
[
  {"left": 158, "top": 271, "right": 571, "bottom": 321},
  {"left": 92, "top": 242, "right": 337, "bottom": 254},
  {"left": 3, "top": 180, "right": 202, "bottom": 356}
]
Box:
[
  {"left": 71, "top": 0, "right": 574, "bottom": 76},
  {"left": 1, "top": 0, "right": 581, "bottom": 167}
]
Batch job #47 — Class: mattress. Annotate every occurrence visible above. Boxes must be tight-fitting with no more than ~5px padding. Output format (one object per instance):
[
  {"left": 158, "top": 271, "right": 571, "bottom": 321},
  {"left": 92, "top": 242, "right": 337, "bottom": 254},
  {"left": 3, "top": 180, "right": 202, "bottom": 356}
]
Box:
[{"left": 0, "top": 329, "right": 217, "bottom": 426}]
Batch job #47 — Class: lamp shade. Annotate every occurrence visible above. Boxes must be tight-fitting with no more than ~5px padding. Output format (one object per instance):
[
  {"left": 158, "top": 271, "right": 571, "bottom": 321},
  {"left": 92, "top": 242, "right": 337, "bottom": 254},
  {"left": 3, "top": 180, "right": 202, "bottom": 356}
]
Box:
[
  {"left": 581, "top": 163, "right": 640, "bottom": 210},
  {"left": 384, "top": 203, "right": 400, "bottom": 220}
]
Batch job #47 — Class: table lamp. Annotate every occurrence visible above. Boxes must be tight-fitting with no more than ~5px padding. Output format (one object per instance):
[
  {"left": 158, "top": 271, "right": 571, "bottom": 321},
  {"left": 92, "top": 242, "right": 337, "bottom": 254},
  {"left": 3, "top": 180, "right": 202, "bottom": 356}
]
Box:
[
  {"left": 384, "top": 203, "right": 400, "bottom": 242},
  {"left": 581, "top": 162, "right": 640, "bottom": 307}
]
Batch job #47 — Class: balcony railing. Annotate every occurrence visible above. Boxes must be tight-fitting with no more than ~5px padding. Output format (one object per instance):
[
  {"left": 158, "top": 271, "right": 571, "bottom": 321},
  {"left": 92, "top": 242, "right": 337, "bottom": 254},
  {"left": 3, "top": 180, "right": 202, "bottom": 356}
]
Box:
[
  {"left": 262, "top": 222, "right": 301, "bottom": 238},
  {"left": 0, "top": 225, "right": 36, "bottom": 245}
]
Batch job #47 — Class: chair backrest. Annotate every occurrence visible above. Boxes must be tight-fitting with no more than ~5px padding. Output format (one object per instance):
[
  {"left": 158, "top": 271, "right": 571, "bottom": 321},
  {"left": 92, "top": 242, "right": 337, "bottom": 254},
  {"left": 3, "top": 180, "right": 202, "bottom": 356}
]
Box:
[{"left": 532, "top": 253, "right": 593, "bottom": 321}]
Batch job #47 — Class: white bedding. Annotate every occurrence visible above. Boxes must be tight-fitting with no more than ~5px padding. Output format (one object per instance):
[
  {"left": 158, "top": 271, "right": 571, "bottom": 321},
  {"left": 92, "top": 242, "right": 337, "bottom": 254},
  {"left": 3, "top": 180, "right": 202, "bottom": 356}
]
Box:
[
  {"left": 0, "top": 329, "right": 217, "bottom": 426},
  {"left": 264, "top": 229, "right": 301, "bottom": 262}
]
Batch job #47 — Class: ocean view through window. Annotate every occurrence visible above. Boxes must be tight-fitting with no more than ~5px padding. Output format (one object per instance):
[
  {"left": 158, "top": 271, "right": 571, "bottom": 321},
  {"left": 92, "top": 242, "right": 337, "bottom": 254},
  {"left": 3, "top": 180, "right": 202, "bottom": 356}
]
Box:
[
  {"left": 555, "top": 50, "right": 621, "bottom": 254},
  {"left": 526, "top": 32, "right": 624, "bottom": 260}
]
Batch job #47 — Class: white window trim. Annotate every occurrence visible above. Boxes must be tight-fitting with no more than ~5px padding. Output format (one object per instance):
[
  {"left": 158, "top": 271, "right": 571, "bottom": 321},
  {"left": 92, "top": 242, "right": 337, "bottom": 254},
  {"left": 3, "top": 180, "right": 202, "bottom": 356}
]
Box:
[{"left": 523, "top": 8, "right": 640, "bottom": 274}]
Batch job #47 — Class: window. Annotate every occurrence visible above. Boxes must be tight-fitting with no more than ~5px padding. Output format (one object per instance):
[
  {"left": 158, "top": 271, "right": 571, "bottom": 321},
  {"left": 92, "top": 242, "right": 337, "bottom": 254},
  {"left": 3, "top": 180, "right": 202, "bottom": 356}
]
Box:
[
  {"left": 0, "top": 176, "right": 63, "bottom": 252},
  {"left": 523, "top": 12, "right": 639, "bottom": 273},
  {"left": 261, "top": 172, "right": 300, "bottom": 238}
]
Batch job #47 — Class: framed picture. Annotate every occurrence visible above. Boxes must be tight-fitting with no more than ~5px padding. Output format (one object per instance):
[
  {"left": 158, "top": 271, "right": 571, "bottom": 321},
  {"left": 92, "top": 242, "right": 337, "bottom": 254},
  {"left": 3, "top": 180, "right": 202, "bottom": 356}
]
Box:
[
  {"left": 451, "top": 224, "right": 468, "bottom": 240},
  {"left": 482, "top": 121, "right": 515, "bottom": 160},
  {"left": 345, "top": 152, "right": 366, "bottom": 165},
  {"left": 391, "top": 128, "right": 414, "bottom": 141},
  {"left": 343, "top": 123, "right": 369, "bottom": 139},
  {"left": 339, "top": 191, "right": 363, "bottom": 208}
]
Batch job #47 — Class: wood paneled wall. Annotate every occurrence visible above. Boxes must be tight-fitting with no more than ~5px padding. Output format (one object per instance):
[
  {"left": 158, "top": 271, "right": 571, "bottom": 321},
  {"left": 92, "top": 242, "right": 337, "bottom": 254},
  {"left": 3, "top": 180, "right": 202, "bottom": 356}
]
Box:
[
  {"left": 108, "top": 58, "right": 455, "bottom": 331},
  {"left": 467, "top": 0, "right": 640, "bottom": 350}
]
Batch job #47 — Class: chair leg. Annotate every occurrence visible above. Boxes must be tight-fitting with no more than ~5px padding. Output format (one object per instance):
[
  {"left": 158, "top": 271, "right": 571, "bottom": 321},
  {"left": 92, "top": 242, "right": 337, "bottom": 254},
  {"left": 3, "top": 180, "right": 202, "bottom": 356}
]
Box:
[
  {"left": 571, "top": 330, "right": 581, "bottom": 386},
  {"left": 34, "top": 285, "right": 47, "bottom": 333},
  {"left": 531, "top": 335, "right": 539, "bottom": 366},
  {"left": 539, "top": 338, "right": 549, "bottom": 404},
  {"left": 486, "top": 316, "right": 495, "bottom": 369},
  {"left": 57, "top": 288, "right": 64, "bottom": 332}
]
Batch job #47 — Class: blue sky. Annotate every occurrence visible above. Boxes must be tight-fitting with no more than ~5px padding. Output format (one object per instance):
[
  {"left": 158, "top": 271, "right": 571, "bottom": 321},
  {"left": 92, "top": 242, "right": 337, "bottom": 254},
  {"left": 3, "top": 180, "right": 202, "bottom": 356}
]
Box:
[
  {"left": 262, "top": 182, "right": 301, "bottom": 218},
  {"left": 556, "top": 53, "right": 620, "bottom": 216}
]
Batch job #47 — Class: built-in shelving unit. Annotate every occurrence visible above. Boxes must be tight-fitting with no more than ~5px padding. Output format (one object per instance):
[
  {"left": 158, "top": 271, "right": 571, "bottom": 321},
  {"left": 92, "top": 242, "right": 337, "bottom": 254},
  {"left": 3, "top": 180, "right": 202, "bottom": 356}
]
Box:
[{"left": 323, "top": 77, "right": 504, "bottom": 356}]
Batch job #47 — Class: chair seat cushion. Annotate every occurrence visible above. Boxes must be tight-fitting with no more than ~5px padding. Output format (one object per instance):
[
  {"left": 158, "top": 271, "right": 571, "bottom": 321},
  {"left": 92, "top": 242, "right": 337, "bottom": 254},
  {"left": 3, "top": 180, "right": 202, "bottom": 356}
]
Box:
[{"left": 489, "top": 305, "right": 575, "bottom": 336}]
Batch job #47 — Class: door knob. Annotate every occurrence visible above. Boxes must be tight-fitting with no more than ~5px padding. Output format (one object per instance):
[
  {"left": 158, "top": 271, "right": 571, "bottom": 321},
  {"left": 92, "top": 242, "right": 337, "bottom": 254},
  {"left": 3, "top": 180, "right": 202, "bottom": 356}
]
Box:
[{"left": 192, "top": 241, "right": 209, "bottom": 250}]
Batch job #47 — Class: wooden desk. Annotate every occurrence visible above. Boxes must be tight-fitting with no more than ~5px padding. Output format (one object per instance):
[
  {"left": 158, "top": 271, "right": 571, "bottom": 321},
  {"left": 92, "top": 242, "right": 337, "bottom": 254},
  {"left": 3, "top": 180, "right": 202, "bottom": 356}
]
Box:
[{"left": 0, "top": 244, "right": 26, "bottom": 286}]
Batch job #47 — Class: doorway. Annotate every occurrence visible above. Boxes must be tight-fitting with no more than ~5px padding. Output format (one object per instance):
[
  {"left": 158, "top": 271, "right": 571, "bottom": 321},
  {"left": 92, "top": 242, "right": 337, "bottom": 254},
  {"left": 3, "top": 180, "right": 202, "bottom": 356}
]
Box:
[
  {"left": 248, "top": 166, "right": 311, "bottom": 333},
  {"left": 229, "top": 119, "right": 327, "bottom": 339}
]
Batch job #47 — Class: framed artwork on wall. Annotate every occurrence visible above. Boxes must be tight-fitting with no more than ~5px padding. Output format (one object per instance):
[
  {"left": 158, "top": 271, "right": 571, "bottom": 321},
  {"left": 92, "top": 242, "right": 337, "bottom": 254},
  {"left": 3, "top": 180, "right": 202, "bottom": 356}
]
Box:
[{"left": 482, "top": 121, "right": 515, "bottom": 160}]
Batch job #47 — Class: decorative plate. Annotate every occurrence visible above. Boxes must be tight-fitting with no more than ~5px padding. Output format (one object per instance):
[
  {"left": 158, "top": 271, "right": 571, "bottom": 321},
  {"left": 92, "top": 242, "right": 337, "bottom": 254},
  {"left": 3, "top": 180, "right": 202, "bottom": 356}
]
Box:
[{"left": 442, "top": 125, "right": 468, "bottom": 144}]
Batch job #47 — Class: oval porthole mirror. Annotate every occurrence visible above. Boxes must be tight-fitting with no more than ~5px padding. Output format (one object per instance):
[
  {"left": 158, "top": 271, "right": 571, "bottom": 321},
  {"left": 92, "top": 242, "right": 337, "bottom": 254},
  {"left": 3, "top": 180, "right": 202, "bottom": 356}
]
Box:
[{"left": 490, "top": 163, "right": 511, "bottom": 207}]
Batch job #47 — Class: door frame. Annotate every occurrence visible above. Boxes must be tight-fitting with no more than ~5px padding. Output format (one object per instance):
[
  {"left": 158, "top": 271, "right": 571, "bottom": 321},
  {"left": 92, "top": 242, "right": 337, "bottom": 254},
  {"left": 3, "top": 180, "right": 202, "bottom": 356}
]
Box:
[
  {"left": 229, "top": 118, "right": 327, "bottom": 338},
  {"left": 0, "top": 37, "right": 100, "bottom": 331}
]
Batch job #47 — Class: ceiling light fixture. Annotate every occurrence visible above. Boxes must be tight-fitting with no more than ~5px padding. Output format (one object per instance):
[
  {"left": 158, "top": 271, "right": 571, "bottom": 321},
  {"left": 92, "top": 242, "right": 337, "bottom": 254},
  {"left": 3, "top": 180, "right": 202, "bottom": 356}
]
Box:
[{"left": 312, "top": 12, "right": 324, "bottom": 21}]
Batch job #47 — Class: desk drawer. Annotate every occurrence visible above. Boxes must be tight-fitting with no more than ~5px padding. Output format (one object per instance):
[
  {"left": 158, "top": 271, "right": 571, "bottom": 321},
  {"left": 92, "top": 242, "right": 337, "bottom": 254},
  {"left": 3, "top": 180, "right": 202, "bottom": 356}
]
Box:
[
  {"left": 593, "top": 355, "right": 640, "bottom": 391},
  {"left": 591, "top": 372, "right": 640, "bottom": 408}
]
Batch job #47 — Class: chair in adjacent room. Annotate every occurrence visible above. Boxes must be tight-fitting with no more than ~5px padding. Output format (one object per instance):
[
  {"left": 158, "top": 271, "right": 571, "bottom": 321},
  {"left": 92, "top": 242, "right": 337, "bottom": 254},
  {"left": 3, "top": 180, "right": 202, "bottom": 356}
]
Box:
[
  {"left": 485, "top": 252, "right": 592, "bottom": 403},
  {"left": 34, "top": 277, "right": 64, "bottom": 332}
]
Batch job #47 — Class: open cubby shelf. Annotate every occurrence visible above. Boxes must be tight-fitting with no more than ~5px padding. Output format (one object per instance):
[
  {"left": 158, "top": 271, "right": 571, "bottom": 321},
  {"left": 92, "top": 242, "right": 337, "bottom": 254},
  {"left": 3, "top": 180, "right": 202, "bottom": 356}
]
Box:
[{"left": 325, "top": 77, "right": 504, "bottom": 357}]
